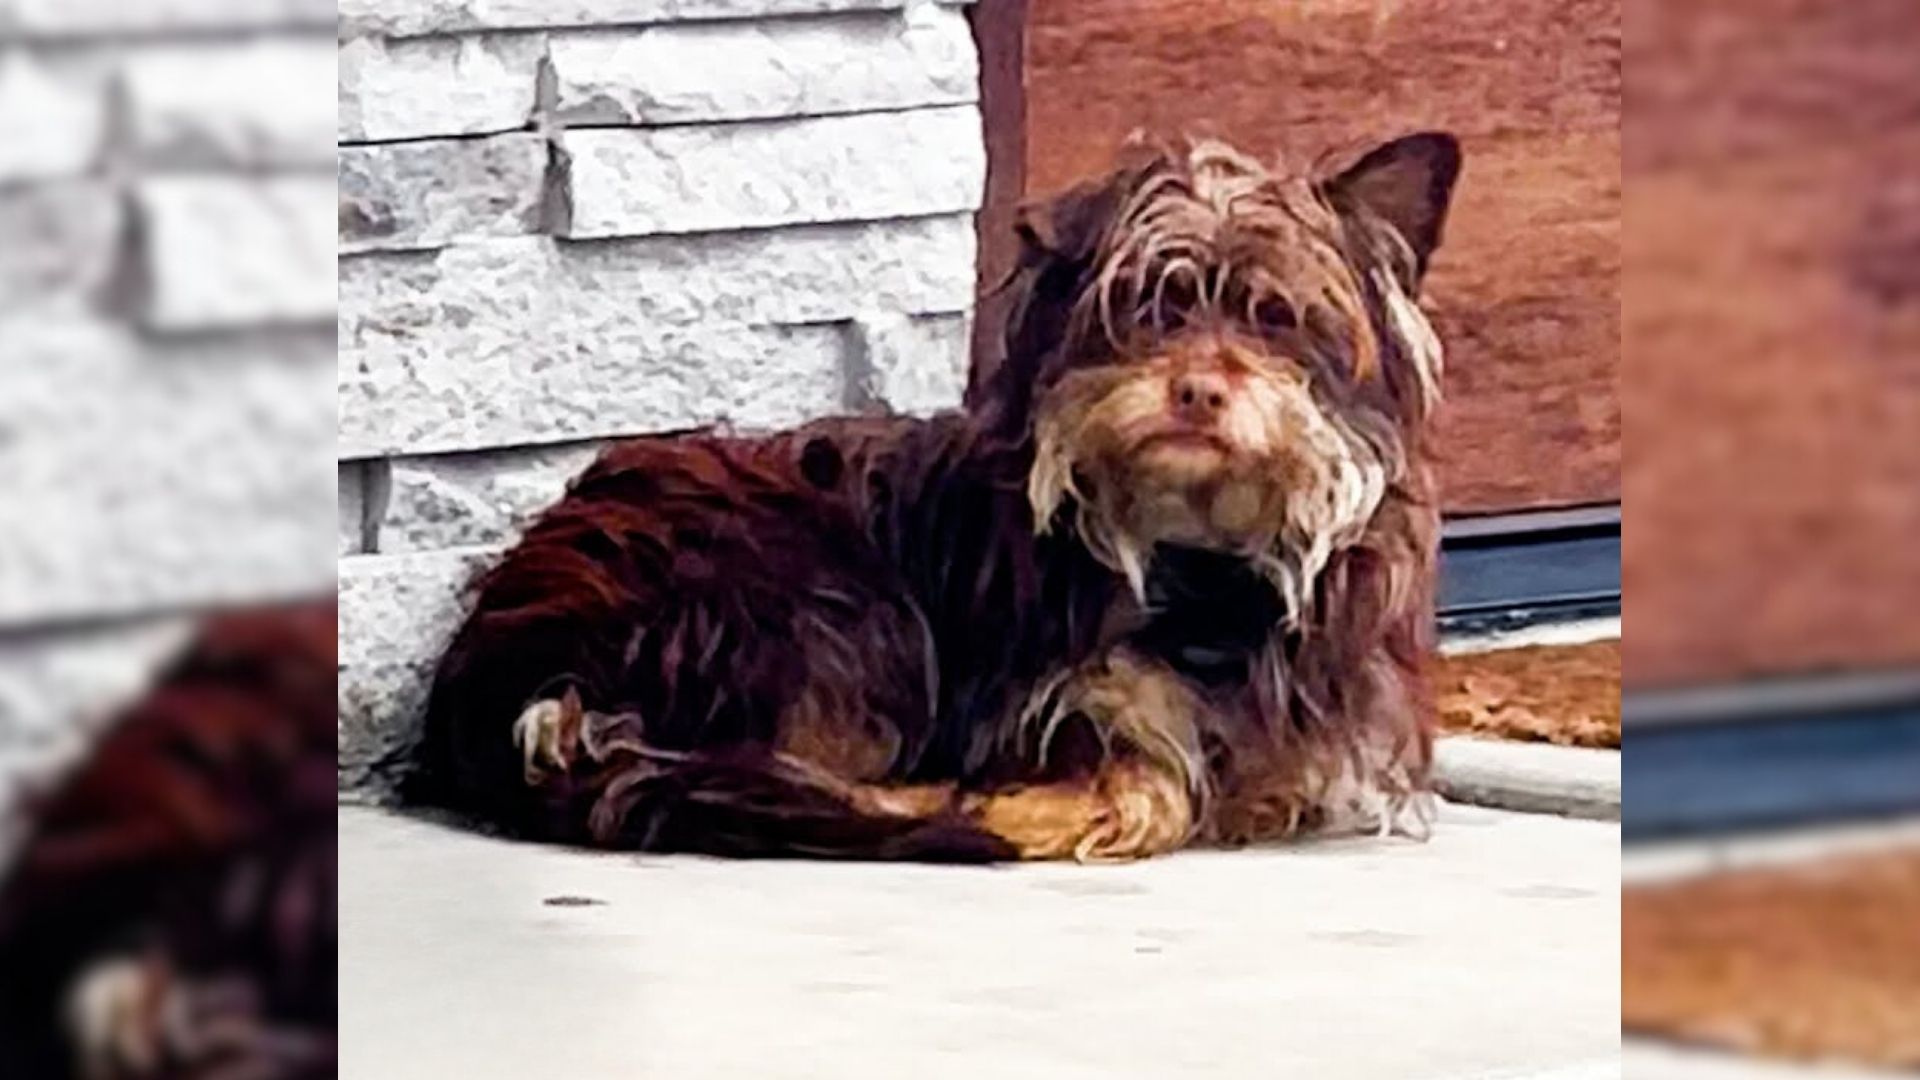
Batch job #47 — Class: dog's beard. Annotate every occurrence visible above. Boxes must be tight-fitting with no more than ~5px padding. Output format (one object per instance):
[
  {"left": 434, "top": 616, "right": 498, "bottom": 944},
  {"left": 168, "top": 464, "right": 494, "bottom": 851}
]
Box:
[{"left": 1029, "top": 361, "right": 1388, "bottom": 616}]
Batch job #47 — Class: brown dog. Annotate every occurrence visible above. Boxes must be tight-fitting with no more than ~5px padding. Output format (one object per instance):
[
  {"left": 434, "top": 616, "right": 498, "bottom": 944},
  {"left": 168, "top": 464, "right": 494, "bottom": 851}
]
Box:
[{"left": 408, "top": 132, "right": 1462, "bottom": 863}]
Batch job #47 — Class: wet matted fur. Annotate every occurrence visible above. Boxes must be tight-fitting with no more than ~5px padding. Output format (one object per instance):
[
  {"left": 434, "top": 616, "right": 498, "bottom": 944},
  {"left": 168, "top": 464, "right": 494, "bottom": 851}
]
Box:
[{"left": 407, "top": 131, "right": 1463, "bottom": 863}]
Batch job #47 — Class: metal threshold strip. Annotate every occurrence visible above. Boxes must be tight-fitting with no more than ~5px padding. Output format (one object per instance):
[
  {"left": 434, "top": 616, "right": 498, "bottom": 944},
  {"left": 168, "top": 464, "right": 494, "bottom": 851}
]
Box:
[
  {"left": 1436, "top": 503, "right": 1621, "bottom": 636},
  {"left": 1625, "top": 670, "right": 1920, "bottom": 840}
]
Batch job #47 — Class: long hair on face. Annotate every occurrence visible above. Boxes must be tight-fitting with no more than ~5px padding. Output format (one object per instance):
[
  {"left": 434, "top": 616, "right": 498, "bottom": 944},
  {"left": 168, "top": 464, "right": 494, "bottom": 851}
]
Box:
[{"left": 973, "top": 135, "right": 1450, "bottom": 446}]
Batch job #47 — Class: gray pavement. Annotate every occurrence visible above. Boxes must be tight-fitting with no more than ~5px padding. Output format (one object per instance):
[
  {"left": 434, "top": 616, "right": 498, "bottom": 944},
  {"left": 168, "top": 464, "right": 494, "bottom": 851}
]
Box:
[{"left": 341, "top": 801, "right": 1619, "bottom": 1080}]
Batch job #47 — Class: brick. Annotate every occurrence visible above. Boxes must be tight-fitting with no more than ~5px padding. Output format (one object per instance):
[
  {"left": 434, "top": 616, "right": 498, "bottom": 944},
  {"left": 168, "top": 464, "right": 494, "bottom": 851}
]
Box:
[
  {"left": 0, "top": 319, "right": 336, "bottom": 627},
  {"left": 124, "top": 38, "right": 336, "bottom": 170},
  {"left": 845, "top": 311, "right": 970, "bottom": 417},
  {"left": 338, "top": 134, "right": 547, "bottom": 254},
  {"left": 338, "top": 32, "right": 543, "bottom": 143},
  {"left": 136, "top": 177, "right": 335, "bottom": 332},
  {"left": 340, "top": 214, "right": 970, "bottom": 334},
  {"left": 337, "top": 216, "right": 974, "bottom": 455},
  {"left": 382, "top": 443, "right": 603, "bottom": 553},
  {"left": 549, "top": 7, "right": 974, "bottom": 127},
  {"left": 0, "top": 183, "right": 122, "bottom": 315},
  {"left": 343, "top": 316, "right": 848, "bottom": 458},
  {"left": 4, "top": 0, "right": 332, "bottom": 36},
  {"left": 338, "top": 0, "right": 920, "bottom": 40},
  {"left": 0, "top": 51, "right": 108, "bottom": 181},
  {"left": 338, "top": 548, "right": 496, "bottom": 799},
  {"left": 560, "top": 106, "right": 984, "bottom": 239}
]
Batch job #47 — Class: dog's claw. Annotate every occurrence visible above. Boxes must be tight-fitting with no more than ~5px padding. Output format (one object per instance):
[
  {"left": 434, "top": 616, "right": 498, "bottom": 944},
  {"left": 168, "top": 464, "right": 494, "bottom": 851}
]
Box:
[
  {"left": 68, "top": 955, "right": 165, "bottom": 1080},
  {"left": 512, "top": 695, "right": 581, "bottom": 784}
]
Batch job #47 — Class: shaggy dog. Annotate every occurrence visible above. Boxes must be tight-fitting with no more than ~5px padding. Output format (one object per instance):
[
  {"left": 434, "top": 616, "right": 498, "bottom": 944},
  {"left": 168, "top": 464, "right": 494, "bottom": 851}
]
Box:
[
  {"left": 408, "top": 131, "right": 1462, "bottom": 863},
  {"left": 0, "top": 603, "right": 337, "bottom": 1080}
]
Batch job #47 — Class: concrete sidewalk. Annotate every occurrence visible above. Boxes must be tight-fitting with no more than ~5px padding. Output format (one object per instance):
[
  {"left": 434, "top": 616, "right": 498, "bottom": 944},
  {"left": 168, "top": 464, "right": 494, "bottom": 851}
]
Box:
[{"left": 341, "top": 801, "right": 1618, "bottom": 1080}]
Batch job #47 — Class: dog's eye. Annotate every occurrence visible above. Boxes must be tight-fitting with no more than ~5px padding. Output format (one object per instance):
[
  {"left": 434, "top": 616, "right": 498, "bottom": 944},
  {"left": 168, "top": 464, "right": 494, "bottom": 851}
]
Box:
[
  {"left": 1153, "top": 275, "right": 1198, "bottom": 330},
  {"left": 1253, "top": 297, "right": 1297, "bottom": 334}
]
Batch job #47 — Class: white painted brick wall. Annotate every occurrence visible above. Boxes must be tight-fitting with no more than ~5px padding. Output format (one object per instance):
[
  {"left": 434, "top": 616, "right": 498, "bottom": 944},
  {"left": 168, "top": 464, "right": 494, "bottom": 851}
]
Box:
[
  {"left": 0, "top": 183, "right": 122, "bottom": 314},
  {"left": 380, "top": 442, "right": 605, "bottom": 553},
  {"left": 124, "top": 40, "right": 338, "bottom": 170},
  {"left": 338, "top": 33, "right": 544, "bottom": 143},
  {"left": 847, "top": 310, "right": 973, "bottom": 415},
  {"left": 547, "top": 8, "right": 976, "bottom": 127},
  {"left": 560, "top": 106, "right": 984, "bottom": 238},
  {"left": 3, "top": 0, "right": 333, "bottom": 37},
  {"left": 338, "top": 134, "right": 548, "bottom": 253},
  {"left": 0, "top": 319, "right": 337, "bottom": 627},
  {"left": 338, "top": 0, "right": 928, "bottom": 40},
  {"left": 334, "top": 0, "right": 986, "bottom": 798},
  {"left": 344, "top": 319, "right": 854, "bottom": 456},
  {"left": 338, "top": 548, "right": 496, "bottom": 798},
  {"left": 338, "top": 217, "right": 975, "bottom": 452},
  {"left": 0, "top": 12, "right": 338, "bottom": 835},
  {"left": 137, "top": 177, "right": 337, "bottom": 331},
  {"left": 0, "top": 52, "right": 109, "bottom": 181},
  {"left": 340, "top": 216, "right": 972, "bottom": 338}
]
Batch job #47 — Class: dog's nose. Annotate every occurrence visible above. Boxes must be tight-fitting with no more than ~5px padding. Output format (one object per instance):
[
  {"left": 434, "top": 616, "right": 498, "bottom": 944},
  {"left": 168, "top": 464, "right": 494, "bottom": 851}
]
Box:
[{"left": 1170, "top": 371, "right": 1231, "bottom": 423}]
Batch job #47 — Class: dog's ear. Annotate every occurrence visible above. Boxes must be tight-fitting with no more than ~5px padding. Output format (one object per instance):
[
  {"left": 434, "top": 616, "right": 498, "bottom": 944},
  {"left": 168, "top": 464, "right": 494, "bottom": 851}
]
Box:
[
  {"left": 1012, "top": 171, "right": 1126, "bottom": 267},
  {"left": 967, "top": 166, "right": 1139, "bottom": 423},
  {"left": 1322, "top": 132, "right": 1461, "bottom": 282}
]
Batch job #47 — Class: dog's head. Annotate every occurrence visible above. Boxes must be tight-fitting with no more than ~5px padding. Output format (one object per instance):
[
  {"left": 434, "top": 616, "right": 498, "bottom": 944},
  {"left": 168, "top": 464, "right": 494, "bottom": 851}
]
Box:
[{"left": 977, "top": 133, "right": 1460, "bottom": 611}]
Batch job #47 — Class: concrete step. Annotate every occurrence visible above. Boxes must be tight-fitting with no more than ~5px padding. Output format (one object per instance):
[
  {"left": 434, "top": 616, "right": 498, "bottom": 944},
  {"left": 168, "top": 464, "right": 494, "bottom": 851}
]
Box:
[
  {"left": 1435, "top": 738, "right": 1621, "bottom": 821},
  {"left": 339, "top": 800, "right": 1619, "bottom": 1080}
]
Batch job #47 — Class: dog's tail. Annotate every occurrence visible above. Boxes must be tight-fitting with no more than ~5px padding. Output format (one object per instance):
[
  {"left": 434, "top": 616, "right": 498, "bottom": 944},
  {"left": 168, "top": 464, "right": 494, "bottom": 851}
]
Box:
[{"left": 554, "top": 747, "right": 1016, "bottom": 863}]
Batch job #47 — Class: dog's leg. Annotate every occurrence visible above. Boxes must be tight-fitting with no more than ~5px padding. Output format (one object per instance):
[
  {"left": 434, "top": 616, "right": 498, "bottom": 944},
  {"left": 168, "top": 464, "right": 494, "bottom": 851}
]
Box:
[
  {"left": 962, "top": 651, "right": 1207, "bottom": 862},
  {"left": 1205, "top": 649, "right": 1437, "bottom": 846},
  {"left": 961, "top": 757, "right": 1193, "bottom": 862}
]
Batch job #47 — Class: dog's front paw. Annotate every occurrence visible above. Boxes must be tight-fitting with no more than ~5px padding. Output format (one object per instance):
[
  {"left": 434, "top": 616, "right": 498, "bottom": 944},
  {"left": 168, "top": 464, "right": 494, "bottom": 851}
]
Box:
[{"left": 1073, "top": 760, "right": 1195, "bottom": 864}]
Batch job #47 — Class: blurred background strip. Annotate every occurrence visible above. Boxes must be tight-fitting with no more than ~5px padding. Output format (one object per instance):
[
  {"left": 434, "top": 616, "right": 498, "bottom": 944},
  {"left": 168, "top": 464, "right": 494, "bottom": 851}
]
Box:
[
  {"left": 1, "top": 1, "right": 339, "bottom": 1075},
  {"left": 1621, "top": 0, "right": 1920, "bottom": 1073},
  {"left": 0, "top": 0, "right": 337, "bottom": 839}
]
